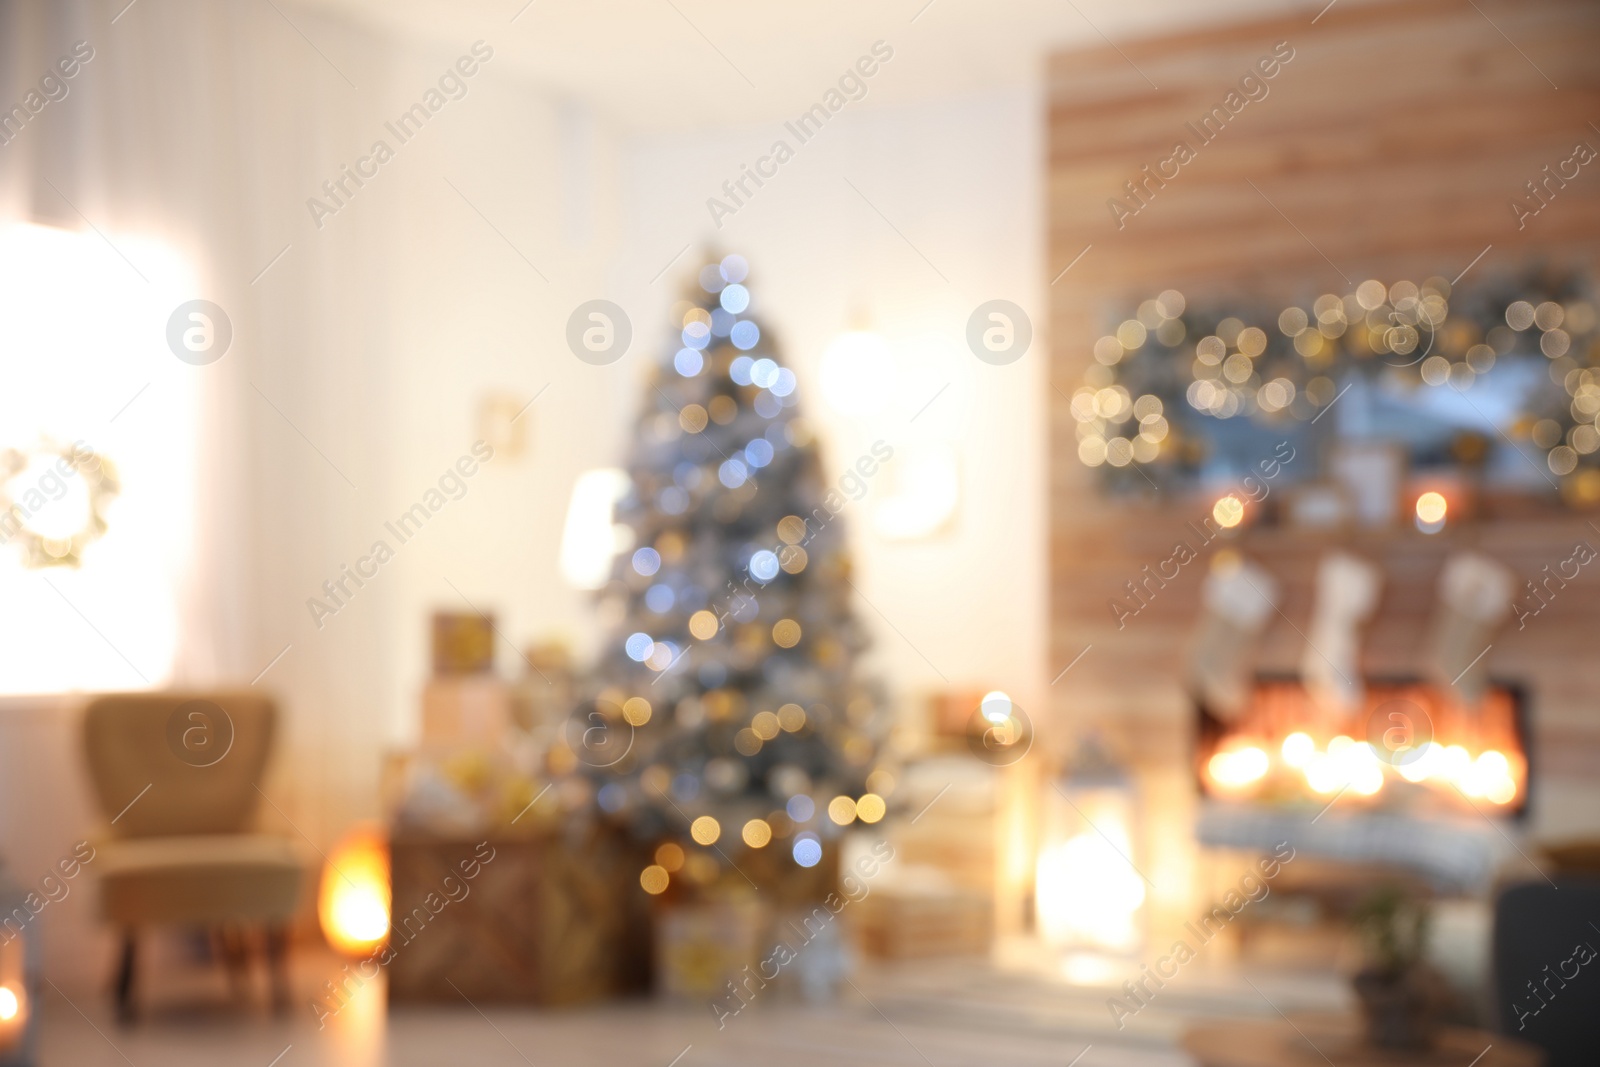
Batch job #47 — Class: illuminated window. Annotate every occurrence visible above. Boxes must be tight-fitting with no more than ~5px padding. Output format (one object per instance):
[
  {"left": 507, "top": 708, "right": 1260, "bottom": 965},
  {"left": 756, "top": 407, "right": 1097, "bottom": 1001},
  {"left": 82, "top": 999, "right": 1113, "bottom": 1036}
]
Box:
[{"left": 0, "top": 222, "right": 200, "bottom": 693}]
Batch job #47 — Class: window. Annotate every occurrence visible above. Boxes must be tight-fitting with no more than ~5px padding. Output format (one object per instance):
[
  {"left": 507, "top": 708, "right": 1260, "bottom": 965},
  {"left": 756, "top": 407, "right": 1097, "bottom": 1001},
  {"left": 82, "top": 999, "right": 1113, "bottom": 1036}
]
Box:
[{"left": 0, "top": 222, "right": 200, "bottom": 693}]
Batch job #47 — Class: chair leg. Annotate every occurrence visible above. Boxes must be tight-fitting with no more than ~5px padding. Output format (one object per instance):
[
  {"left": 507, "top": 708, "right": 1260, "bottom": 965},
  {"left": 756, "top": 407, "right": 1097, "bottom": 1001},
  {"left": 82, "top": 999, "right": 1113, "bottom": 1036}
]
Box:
[
  {"left": 114, "top": 931, "right": 137, "bottom": 1024},
  {"left": 217, "top": 926, "right": 253, "bottom": 1004},
  {"left": 265, "top": 923, "right": 290, "bottom": 1014}
]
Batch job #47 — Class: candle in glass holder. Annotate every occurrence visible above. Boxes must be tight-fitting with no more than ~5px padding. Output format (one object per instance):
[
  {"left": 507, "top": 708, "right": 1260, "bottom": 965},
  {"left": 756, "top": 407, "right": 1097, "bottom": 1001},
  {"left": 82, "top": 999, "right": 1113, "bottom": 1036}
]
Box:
[{"left": 0, "top": 860, "right": 39, "bottom": 1067}]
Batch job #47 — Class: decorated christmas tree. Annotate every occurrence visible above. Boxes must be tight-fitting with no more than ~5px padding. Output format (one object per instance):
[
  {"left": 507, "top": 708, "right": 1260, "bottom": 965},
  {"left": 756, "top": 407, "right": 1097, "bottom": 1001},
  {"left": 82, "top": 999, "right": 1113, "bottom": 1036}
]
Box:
[{"left": 578, "top": 253, "right": 889, "bottom": 892}]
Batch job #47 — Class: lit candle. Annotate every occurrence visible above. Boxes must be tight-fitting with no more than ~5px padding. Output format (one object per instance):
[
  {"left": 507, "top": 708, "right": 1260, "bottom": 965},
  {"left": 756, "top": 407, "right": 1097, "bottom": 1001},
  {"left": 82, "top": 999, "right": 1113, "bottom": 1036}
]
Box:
[
  {"left": 318, "top": 827, "right": 391, "bottom": 958},
  {"left": 0, "top": 864, "right": 36, "bottom": 1060}
]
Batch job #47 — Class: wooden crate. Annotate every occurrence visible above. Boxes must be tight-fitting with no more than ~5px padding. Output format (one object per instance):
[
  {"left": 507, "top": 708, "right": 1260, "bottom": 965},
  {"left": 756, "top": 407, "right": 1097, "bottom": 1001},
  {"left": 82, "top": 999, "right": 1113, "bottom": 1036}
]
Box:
[{"left": 386, "top": 826, "right": 649, "bottom": 1004}]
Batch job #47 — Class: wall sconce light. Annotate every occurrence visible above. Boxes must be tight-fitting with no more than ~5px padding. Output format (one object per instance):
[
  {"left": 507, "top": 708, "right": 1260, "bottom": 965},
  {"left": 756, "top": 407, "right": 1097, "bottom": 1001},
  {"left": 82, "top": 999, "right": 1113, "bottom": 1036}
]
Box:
[
  {"left": 558, "top": 468, "right": 629, "bottom": 590},
  {"left": 873, "top": 444, "right": 960, "bottom": 540},
  {"left": 819, "top": 328, "right": 894, "bottom": 417}
]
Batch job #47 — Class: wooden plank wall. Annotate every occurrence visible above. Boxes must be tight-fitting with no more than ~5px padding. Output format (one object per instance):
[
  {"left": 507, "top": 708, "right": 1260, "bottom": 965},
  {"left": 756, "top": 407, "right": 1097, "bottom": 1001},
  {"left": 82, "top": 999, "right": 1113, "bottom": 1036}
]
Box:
[{"left": 1044, "top": 0, "right": 1600, "bottom": 845}]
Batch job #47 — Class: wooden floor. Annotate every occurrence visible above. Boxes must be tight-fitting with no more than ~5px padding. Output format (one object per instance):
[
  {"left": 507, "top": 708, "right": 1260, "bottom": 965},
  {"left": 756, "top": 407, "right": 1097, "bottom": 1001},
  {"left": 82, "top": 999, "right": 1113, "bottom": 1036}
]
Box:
[{"left": 37, "top": 950, "right": 1350, "bottom": 1067}]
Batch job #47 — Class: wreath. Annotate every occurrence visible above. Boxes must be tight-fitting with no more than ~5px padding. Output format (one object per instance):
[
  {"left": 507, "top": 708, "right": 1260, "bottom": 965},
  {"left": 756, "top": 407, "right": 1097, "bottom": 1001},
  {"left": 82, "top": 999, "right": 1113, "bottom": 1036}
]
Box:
[{"left": 0, "top": 440, "right": 119, "bottom": 567}]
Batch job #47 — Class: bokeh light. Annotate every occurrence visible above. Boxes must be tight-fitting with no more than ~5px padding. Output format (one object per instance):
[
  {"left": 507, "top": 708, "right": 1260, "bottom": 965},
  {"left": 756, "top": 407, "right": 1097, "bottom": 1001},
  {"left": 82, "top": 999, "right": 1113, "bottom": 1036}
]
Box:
[
  {"left": 778, "top": 703, "right": 806, "bottom": 731},
  {"left": 1212, "top": 495, "right": 1244, "bottom": 528},
  {"left": 792, "top": 835, "right": 822, "bottom": 867},
  {"left": 640, "top": 865, "right": 669, "bottom": 894},
  {"left": 1415, "top": 491, "right": 1447, "bottom": 525}
]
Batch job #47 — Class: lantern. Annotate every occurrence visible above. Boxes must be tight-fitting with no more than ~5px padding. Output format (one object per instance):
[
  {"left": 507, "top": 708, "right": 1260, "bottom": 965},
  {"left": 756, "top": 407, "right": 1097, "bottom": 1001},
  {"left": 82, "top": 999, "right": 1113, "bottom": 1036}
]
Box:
[
  {"left": 1035, "top": 738, "right": 1145, "bottom": 955},
  {"left": 0, "top": 861, "right": 39, "bottom": 1067}
]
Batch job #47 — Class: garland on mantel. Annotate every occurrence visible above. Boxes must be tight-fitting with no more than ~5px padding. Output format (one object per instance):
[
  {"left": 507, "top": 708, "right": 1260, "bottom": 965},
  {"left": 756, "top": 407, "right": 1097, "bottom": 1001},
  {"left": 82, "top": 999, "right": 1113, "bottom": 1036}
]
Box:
[{"left": 1071, "top": 268, "right": 1600, "bottom": 506}]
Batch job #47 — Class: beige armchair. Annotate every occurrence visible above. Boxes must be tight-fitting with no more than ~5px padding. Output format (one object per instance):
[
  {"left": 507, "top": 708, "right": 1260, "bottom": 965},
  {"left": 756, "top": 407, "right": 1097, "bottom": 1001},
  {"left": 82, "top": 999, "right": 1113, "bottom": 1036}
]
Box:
[{"left": 81, "top": 692, "right": 303, "bottom": 1019}]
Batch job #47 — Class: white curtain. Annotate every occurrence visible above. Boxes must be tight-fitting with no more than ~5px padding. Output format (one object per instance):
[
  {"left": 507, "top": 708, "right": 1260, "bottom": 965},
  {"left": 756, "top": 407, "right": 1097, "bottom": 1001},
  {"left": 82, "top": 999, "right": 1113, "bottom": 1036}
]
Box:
[
  {"left": 0, "top": 0, "right": 426, "bottom": 985},
  {"left": 0, "top": 0, "right": 405, "bottom": 688},
  {"left": 0, "top": 0, "right": 417, "bottom": 924},
  {"left": 0, "top": 4, "right": 635, "bottom": 992}
]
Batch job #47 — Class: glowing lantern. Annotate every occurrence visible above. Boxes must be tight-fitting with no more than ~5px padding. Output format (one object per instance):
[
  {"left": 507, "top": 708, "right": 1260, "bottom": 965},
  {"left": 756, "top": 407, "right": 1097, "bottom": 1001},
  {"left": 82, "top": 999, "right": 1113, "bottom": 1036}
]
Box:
[
  {"left": 558, "top": 469, "right": 629, "bottom": 590},
  {"left": 0, "top": 860, "right": 38, "bottom": 1065},
  {"left": 1036, "top": 740, "right": 1145, "bottom": 954},
  {"left": 819, "top": 329, "right": 894, "bottom": 416},
  {"left": 317, "top": 826, "right": 390, "bottom": 957}
]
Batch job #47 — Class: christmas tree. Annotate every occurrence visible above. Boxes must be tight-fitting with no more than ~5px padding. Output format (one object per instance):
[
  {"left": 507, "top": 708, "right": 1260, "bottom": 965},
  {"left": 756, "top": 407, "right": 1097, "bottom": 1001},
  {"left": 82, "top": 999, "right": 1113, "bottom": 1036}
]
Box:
[{"left": 579, "top": 253, "right": 888, "bottom": 891}]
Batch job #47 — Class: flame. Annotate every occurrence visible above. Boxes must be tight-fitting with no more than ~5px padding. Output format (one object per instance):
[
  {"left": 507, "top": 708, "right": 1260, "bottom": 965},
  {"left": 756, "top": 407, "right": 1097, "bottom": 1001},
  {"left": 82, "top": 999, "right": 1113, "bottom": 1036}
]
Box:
[
  {"left": 1281, "top": 732, "right": 1315, "bottom": 769},
  {"left": 318, "top": 826, "right": 390, "bottom": 957},
  {"left": 1202, "top": 684, "right": 1524, "bottom": 809},
  {"left": 1208, "top": 745, "right": 1269, "bottom": 788},
  {"left": 1206, "top": 733, "right": 1520, "bottom": 806}
]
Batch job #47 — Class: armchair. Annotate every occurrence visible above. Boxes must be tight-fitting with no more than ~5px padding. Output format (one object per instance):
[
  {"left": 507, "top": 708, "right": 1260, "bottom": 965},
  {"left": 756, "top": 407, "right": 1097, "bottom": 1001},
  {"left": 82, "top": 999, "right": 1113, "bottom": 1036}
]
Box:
[{"left": 81, "top": 692, "right": 303, "bottom": 1020}]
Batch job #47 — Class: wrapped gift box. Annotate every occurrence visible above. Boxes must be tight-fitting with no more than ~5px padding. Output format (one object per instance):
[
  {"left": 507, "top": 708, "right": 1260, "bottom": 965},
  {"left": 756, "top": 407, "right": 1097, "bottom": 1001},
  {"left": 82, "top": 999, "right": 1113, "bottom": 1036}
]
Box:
[
  {"left": 431, "top": 611, "right": 496, "bottom": 675},
  {"left": 654, "top": 896, "right": 768, "bottom": 1000},
  {"left": 386, "top": 825, "right": 649, "bottom": 1004},
  {"left": 419, "top": 677, "right": 514, "bottom": 752}
]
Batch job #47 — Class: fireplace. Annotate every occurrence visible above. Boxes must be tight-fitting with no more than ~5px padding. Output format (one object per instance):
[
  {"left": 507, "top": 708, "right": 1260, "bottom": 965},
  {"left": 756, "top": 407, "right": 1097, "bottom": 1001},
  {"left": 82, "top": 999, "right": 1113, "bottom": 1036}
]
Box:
[{"left": 1196, "top": 677, "right": 1529, "bottom": 817}]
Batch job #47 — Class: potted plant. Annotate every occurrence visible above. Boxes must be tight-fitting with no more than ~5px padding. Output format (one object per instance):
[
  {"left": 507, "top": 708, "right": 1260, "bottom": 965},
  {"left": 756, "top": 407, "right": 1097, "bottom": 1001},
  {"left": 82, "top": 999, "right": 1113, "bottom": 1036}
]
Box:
[{"left": 1349, "top": 885, "right": 1446, "bottom": 1050}]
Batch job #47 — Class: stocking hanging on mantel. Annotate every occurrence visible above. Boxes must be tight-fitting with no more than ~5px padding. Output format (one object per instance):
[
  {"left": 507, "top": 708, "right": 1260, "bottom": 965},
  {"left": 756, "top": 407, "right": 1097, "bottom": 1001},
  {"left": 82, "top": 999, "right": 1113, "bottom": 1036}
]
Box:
[
  {"left": 1426, "top": 553, "right": 1513, "bottom": 704},
  {"left": 1190, "top": 552, "right": 1278, "bottom": 720},
  {"left": 1301, "top": 552, "right": 1382, "bottom": 715}
]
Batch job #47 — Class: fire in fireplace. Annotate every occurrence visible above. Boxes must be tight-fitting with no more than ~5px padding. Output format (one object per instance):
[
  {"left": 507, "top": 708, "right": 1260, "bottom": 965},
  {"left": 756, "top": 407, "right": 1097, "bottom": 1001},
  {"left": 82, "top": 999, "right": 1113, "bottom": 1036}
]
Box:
[{"left": 1197, "top": 678, "right": 1529, "bottom": 815}]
